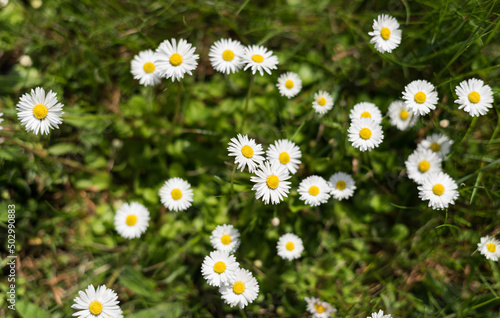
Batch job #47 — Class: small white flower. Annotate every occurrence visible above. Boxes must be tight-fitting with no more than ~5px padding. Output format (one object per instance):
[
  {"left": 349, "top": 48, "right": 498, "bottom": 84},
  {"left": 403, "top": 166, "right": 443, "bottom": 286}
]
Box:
[
  {"left": 349, "top": 102, "right": 383, "bottom": 124},
  {"left": 16, "top": 87, "right": 64, "bottom": 135},
  {"left": 0, "top": 112, "right": 3, "bottom": 130},
  {"left": 418, "top": 172, "right": 459, "bottom": 210},
  {"left": 130, "top": 49, "right": 162, "bottom": 86},
  {"left": 72, "top": 284, "right": 123, "bottom": 318},
  {"left": 367, "top": 309, "right": 392, "bottom": 318},
  {"left": 312, "top": 90, "right": 334, "bottom": 115},
  {"left": 405, "top": 149, "right": 442, "bottom": 184},
  {"left": 348, "top": 118, "right": 384, "bottom": 152},
  {"left": 266, "top": 139, "right": 302, "bottom": 174},
  {"left": 242, "top": 45, "right": 279, "bottom": 76},
  {"left": 387, "top": 100, "right": 418, "bottom": 130},
  {"left": 305, "top": 296, "right": 336, "bottom": 318},
  {"left": 454, "top": 78, "right": 494, "bottom": 117},
  {"left": 277, "top": 233, "right": 304, "bottom": 261},
  {"left": 19, "top": 55, "right": 33, "bottom": 67},
  {"left": 220, "top": 268, "right": 259, "bottom": 309},
  {"left": 209, "top": 38, "right": 245, "bottom": 74},
  {"left": 276, "top": 72, "right": 302, "bottom": 98},
  {"left": 368, "top": 14, "right": 402, "bottom": 54},
  {"left": 159, "top": 177, "right": 193, "bottom": 212},
  {"left": 298, "top": 175, "right": 331, "bottom": 207},
  {"left": 156, "top": 38, "right": 199, "bottom": 82},
  {"left": 329, "top": 172, "right": 356, "bottom": 201},
  {"left": 0, "top": 0, "right": 9, "bottom": 8},
  {"left": 210, "top": 224, "right": 241, "bottom": 253},
  {"left": 31, "top": 0, "right": 42, "bottom": 9},
  {"left": 201, "top": 250, "right": 239, "bottom": 287},
  {"left": 477, "top": 236, "right": 500, "bottom": 261},
  {"left": 417, "top": 133, "right": 453, "bottom": 159},
  {"left": 402, "top": 80, "right": 439, "bottom": 116},
  {"left": 114, "top": 202, "right": 150, "bottom": 239},
  {"left": 228, "top": 134, "right": 265, "bottom": 173},
  {"left": 250, "top": 161, "right": 291, "bottom": 205}
]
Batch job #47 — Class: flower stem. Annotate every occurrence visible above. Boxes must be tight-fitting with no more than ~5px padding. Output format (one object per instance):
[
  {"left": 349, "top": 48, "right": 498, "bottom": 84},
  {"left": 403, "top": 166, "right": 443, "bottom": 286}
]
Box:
[
  {"left": 173, "top": 80, "right": 182, "bottom": 127},
  {"left": 106, "top": 240, "right": 138, "bottom": 287},
  {"left": 240, "top": 74, "right": 255, "bottom": 132}
]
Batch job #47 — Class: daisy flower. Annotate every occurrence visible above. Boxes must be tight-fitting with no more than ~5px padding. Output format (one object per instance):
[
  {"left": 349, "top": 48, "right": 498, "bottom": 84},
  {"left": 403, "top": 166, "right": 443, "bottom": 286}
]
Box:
[
  {"left": 418, "top": 172, "right": 459, "bottom": 210},
  {"left": 402, "top": 80, "right": 439, "bottom": 116},
  {"left": 368, "top": 14, "right": 402, "bottom": 53},
  {"left": 454, "top": 78, "right": 494, "bottom": 117},
  {"left": 348, "top": 117, "right": 384, "bottom": 152},
  {"left": 405, "top": 149, "right": 442, "bottom": 184},
  {"left": 228, "top": 134, "right": 265, "bottom": 173},
  {"left": 220, "top": 268, "right": 259, "bottom": 309},
  {"left": 210, "top": 224, "right": 241, "bottom": 253},
  {"left": 298, "top": 175, "right": 331, "bottom": 207},
  {"left": 0, "top": 112, "right": 3, "bottom": 130},
  {"left": 242, "top": 45, "right": 279, "bottom": 76},
  {"left": 349, "top": 102, "right": 383, "bottom": 124},
  {"left": 250, "top": 161, "right": 291, "bottom": 205},
  {"left": 417, "top": 133, "right": 453, "bottom": 159},
  {"left": 276, "top": 72, "right": 302, "bottom": 99},
  {"left": 367, "top": 309, "right": 392, "bottom": 318},
  {"left": 329, "top": 172, "right": 356, "bottom": 200},
  {"left": 130, "top": 49, "right": 162, "bottom": 86},
  {"left": 477, "top": 236, "right": 500, "bottom": 261},
  {"left": 277, "top": 233, "right": 304, "bottom": 261},
  {"left": 266, "top": 139, "right": 302, "bottom": 174},
  {"left": 387, "top": 100, "right": 418, "bottom": 130},
  {"left": 209, "top": 38, "right": 245, "bottom": 74},
  {"left": 305, "top": 296, "right": 336, "bottom": 318},
  {"left": 312, "top": 90, "right": 334, "bottom": 115},
  {"left": 114, "top": 202, "right": 150, "bottom": 239},
  {"left": 201, "top": 250, "right": 239, "bottom": 287},
  {"left": 72, "top": 284, "right": 123, "bottom": 318},
  {"left": 156, "top": 38, "right": 199, "bottom": 82},
  {"left": 16, "top": 87, "right": 64, "bottom": 135},
  {"left": 159, "top": 177, "right": 193, "bottom": 212}
]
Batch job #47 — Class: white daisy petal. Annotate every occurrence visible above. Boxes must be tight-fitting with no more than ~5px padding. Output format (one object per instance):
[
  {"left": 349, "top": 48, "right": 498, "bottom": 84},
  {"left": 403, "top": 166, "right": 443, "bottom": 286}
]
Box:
[
  {"left": 416, "top": 133, "right": 453, "bottom": 159},
  {"left": 209, "top": 38, "right": 245, "bottom": 74},
  {"left": 228, "top": 134, "right": 265, "bottom": 173},
  {"left": 156, "top": 38, "right": 199, "bottom": 82},
  {"left": 298, "top": 175, "right": 331, "bottom": 207},
  {"left": 348, "top": 118, "right": 384, "bottom": 152},
  {"left": 417, "top": 172, "right": 459, "bottom": 210},
  {"left": 367, "top": 309, "right": 392, "bottom": 318},
  {"left": 477, "top": 236, "right": 500, "bottom": 261},
  {"left": 349, "top": 102, "right": 383, "bottom": 124},
  {"left": 276, "top": 72, "right": 302, "bottom": 98},
  {"left": 405, "top": 149, "right": 442, "bottom": 184},
  {"left": 368, "top": 14, "right": 402, "bottom": 53},
  {"left": 220, "top": 268, "right": 259, "bottom": 309},
  {"left": 454, "top": 78, "right": 494, "bottom": 117},
  {"left": 71, "top": 284, "right": 123, "bottom": 318},
  {"left": 159, "top": 177, "right": 194, "bottom": 212},
  {"left": 305, "top": 296, "right": 337, "bottom": 318},
  {"left": 210, "top": 224, "right": 241, "bottom": 253},
  {"left": 266, "top": 139, "right": 302, "bottom": 174},
  {"left": 131, "top": 49, "right": 162, "bottom": 86},
  {"left": 402, "top": 79, "right": 439, "bottom": 116},
  {"left": 277, "top": 233, "right": 304, "bottom": 261},
  {"left": 328, "top": 172, "right": 356, "bottom": 201},
  {"left": 114, "top": 202, "right": 150, "bottom": 239},
  {"left": 387, "top": 100, "right": 418, "bottom": 130},
  {"left": 201, "top": 250, "right": 239, "bottom": 287},
  {"left": 242, "top": 45, "right": 279, "bottom": 76},
  {"left": 312, "top": 90, "right": 334, "bottom": 115},
  {"left": 250, "top": 161, "right": 291, "bottom": 205}
]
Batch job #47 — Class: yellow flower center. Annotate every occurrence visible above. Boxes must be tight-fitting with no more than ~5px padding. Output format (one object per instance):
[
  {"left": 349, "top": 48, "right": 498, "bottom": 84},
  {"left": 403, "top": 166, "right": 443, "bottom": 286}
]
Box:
[
  {"left": 314, "top": 304, "right": 326, "bottom": 313},
  {"left": 359, "top": 128, "right": 372, "bottom": 140},
  {"left": 414, "top": 91, "right": 427, "bottom": 104},
  {"left": 169, "top": 53, "right": 183, "bottom": 66},
  {"left": 143, "top": 62, "right": 155, "bottom": 73},
  {"left": 432, "top": 184, "right": 445, "bottom": 196},
  {"left": 222, "top": 50, "right": 235, "bottom": 61},
  {"left": 468, "top": 91, "right": 480, "bottom": 104},
  {"left": 400, "top": 110, "right": 409, "bottom": 120},
  {"left": 88, "top": 300, "right": 103, "bottom": 315},
  {"left": 318, "top": 97, "right": 327, "bottom": 106},
  {"left": 233, "top": 281, "right": 245, "bottom": 294},
  {"left": 279, "top": 152, "right": 290, "bottom": 164},
  {"left": 487, "top": 243, "right": 496, "bottom": 253},
  {"left": 171, "top": 188, "right": 182, "bottom": 200},
  {"left": 266, "top": 175, "right": 279, "bottom": 189},
  {"left": 429, "top": 142, "right": 441, "bottom": 152},
  {"left": 418, "top": 160, "right": 430, "bottom": 173},
  {"left": 285, "top": 80, "right": 294, "bottom": 89},
  {"left": 125, "top": 214, "right": 137, "bottom": 226},
  {"left": 360, "top": 111, "right": 371, "bottom": 119},
  {"left": 380, "top": 27, "right": 391, "bottom": 40},
  {"left": 241, "top": 145, "right": 254, "bottom": 158},
  {"left": 33, "top": 104, "right": 48, "bottom": 119},
  {"left": 285, "top": 241, "right": 294, "bottom": 251},
  {"left": 308, "top": 186, "right": 319, "bottom": 196},
  {"left": 221, "top": 234, "right": 231, "bottom": 245},
  {"left": 251, "top": 54, "right": 264, "bottom": 63},
  {"left": 213, "top": 261, "right": 226, "bottom": 274},
  {"left": 336, "top": 180, "right": 346, "bottom": 190}
]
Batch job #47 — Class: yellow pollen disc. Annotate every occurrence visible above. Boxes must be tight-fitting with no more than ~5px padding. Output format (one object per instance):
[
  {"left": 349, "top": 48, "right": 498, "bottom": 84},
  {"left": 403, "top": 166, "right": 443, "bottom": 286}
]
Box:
[
  {"left": 241, "top": 145, "right": 254, "bottom": 158},
  {"left": 266, "top": 175, "right": 279, "bottom": 189},
  {"left": 380, "top": 27, "right": 391, "bottom": 40},
  {"left": 318, "top": 97, "right": 327, "bottom": 106},
  {"left": 213, "top": 261, "right": 226, "bottom": 274},
  {"left": 222, "top": 49, "right": 235, "bottom": 61},
  {"left": 308, "top": 186, "right": 319, "bottom": 196},
  {"left": 285, "top": 80, "right": 294, "bottom": 89},
  {"left": 468, "top": 91, "right": 480, "bottom": 104},
  {"left": 251, "top": 54, "right": 264, "bottom": 63},
  {"left": 432, "top": 184, "right": 445, "bottom": 196},
  {"left": 285, "top": 241, "right": 295, "bottom": 251},
  {"left": 429, "top": 142, "right": 441, "bottom": 152},
  {"left": 126, "top": 214, "right": 137, "bottom": 226},
  {"left": 221, "top": 234, "right": 231, "bottom": 245},
  {"left": 400, "top": 110, "right": 409, "bottom": 120},
  {"left": 233, "top": 281, "right": 245, "bottom": 294},
  {"left": 414, "top": 91, "right": 427, "bottom": 104},
  {"left": 336, "top": 180, "right": 346, "bottom": 190},
  {"left": 359, "top": 128, "right": 372, "bottom": 140},
  {"left": 418, "top": 160, "right": 430, "bottom": 173},
  {"left": 89, "top": 301, "right": 103, "bottom": 315},
  {"left": 279, "top": 152, "right": 290, "bottom": 164},
  {"left": 314, "top": 304, "right": 326, "bottom": 313},
  {"left": 487, "top": 243, "right": 496, "bottom": 253},
  {"left": 171, "top": 188, "right": 183, "bottom": 200},
  {"left": 169, "top": 53, "right": 183, "bottom": 66},
  {"left": 33, "top": 104, "right": 48, "bottom": 119},
  {"left": 360, "top": 111, "right": 372, "bottom": 119},
  {"left": 143, "top": 62, "right": 155, "bottom": 73}
]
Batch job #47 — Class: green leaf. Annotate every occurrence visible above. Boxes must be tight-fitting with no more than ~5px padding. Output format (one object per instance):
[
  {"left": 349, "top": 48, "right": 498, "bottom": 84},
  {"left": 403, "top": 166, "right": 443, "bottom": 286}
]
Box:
[{"left": 16, "top": 300, "right": 51, "bottom": 318}]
